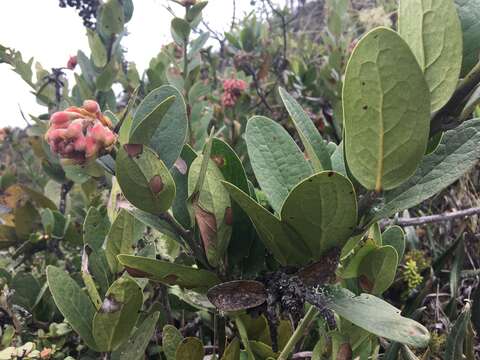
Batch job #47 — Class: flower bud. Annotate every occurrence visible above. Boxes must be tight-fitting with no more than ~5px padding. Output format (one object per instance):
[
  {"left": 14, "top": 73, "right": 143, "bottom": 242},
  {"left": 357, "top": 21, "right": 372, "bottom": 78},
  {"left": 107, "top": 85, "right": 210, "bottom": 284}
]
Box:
[
  {"left": 45, "top": 100, "right": 117, "bottom": 164},
  {"left": 67, "top": 55, "right": 77, "bottom": 70}
]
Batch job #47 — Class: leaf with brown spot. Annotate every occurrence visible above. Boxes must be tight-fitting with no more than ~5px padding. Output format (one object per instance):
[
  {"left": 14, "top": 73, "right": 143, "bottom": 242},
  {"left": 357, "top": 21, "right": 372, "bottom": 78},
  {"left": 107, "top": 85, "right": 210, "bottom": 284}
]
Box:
[
  {"left": 194, "top": 204, "right": 218, "bottom": 263},
  {"left": 149, "top": 175, "right": 164, "bottom": 194},
  {"left": 123, "top": 144, "right": 143, "bottom": 157},
  {"left": 207, "top": 280, "right": 267, "bottom": 312},
  {"left": 336, "top": 343, "right": 353, "bottom": 360}
]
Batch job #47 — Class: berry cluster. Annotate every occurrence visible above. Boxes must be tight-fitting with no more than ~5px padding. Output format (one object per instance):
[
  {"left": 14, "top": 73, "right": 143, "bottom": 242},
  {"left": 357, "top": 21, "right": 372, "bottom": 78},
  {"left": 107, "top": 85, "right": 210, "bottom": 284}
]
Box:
[
  {"left": 58, "top": 0, "right": 100, "bottom": 29},
  {"left": 222, "top": 78, "right": 248, "bottom": 108},
  {"left": 45, "top": 100, "right": 117, "bottom": 164}
]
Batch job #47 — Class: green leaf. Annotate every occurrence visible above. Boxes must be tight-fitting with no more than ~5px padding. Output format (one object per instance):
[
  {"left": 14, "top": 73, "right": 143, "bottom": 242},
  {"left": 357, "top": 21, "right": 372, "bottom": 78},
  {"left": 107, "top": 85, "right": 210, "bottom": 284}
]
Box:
[
  {"left": 163, "top": 325, "right": 183, "bottom": 360},
  {"left": 99, "top": 0, "right": 125, "bottom": 35},
  {"left": 186, "top": 1, "right": 208, "bottom": 22},
  {"left": 132, "top": 85, "right": 188, "bottom": 169},
  {"left": 116, "top": 144, "right": 176, "bottom": 215},
  {"left": 358, "top": 245, "right": 398, "bottom": 295},
  {"left": 222, "top": 182, "right": 309, "bottom": 266},
  {"left": 246, "top": 116, "right": 312, "bottom": 213},
  {"left": 84, "top": 207, "right": 110, "bottom": 251},
  {"left": 343, "top": 27, "right": 430, "bottom": 191},
  {"left": 281, "top": 172, "right": 357, "bottom": 259},
  {"left": 210, "top": 138, "right": 255, "bottom": 267},
  {"left": 172, "top": 145, "right": 198, "bottom": 229},
  {"left": 188, "top": 156, "right": 232, "bottom": 267},
  {"left": 374, "top": 119, "right": 480, "bottom": 221},
  {"left": 325, "top": 287, "right": 430, "bottom": 348},
  {"left": 279, "top": 87, "right": 332, "bottom": 171},
  {"left": 105, "top": 209, "right": 146, "bottom": 274},
  {"left": 117, "top": 255, "right": 221, "bottom": 290},
  {"left": 399, "top": 0, "right": 463, "bottom": 111},
  {"left": 93, "top": 275, "right": 143, "bottom": 351},
  {"left": 129, "top": 95, "right": 176, "bottom": 145},
  {"left": 171, "top": 18, "right": 191, "bottom": 45},
  {"left": 221, "top": 338, "right": 240, "bottom": 360},
  {"left": 112, "top": 312, "right": 160, "bottom": 360},
  {"left": 175, "top": 337, "right": 204, "bottom": 360},
  {"left": 341, "top": 241, "right": 377, "bottom": 279},
  {"left": 382, "top": 226, "right": 406, "bottom": 264},
  {"left": 445, "top": 303, "right": 471, "bottom": 360},
  {"left": 46, "top": 266, "right": 98, "bottom": 350},
  {"left": 87, "top": 29, "right": 107, "bottom": 68},
  {"left": 455, "top": 0, "right": 480, "bottom": 76}
]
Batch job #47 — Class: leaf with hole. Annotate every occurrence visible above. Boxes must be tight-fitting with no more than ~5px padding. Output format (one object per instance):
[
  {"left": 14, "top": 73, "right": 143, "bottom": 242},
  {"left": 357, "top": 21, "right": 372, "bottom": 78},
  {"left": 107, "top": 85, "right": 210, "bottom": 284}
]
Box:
[
  {"left": 343, "top": 27, "right": 430, "bottom": 191},
  {"left": 93, "top": 275, "right": 143, "bottom": 352}
]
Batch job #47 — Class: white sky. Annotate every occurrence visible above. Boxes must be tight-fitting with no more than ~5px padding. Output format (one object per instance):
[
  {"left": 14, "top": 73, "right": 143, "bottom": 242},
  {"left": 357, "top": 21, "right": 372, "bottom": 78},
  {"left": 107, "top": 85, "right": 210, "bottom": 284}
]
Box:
[{"left": 0, "top": 0, "right": 281, "bottom": 128}]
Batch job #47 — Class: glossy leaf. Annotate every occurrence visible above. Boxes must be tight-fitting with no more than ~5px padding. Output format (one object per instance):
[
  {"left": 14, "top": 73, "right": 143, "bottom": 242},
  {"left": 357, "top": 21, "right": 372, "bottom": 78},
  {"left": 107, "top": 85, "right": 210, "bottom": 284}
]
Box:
[
  {"left": 374, "top": 119, "right": 480, "bottom": 221},
  {"left": 325, "top": 287, "right": 430, "bottom": 348},
  {"left": 281, "top": 171, "right": 357, "bottom": 258},
  {"left": 46, "top": 266, "right": 98, "bottom": 350},
  {"left": 117, "top": 255, "right": 221, "bottom": 290},
  {"left": 116, "top": 144, "right": 176, "bottom": 215},
  {"left": 399, "top": 0, "right": 463, "bottom": 111},
  {"left": 279, "top": 87, "right": 332, "bottom": 171},
  {"left": 112, "top": 312, "right": 160, "bottom": 360},
  {"left": 105, "top": 209, "right": 146, "bottom": 274},
  {"left": 175, "top": 337, "right": 204, "bottom": 360},
  {"left": 246, "top": 116, "right": 312, "bottom": 213},
  {"left": 133, "top": 85, "right": 188, "bottom": 169},
  {"left": 343, "top": 27, "right": 430, "bottom": 191},
  {"left": 93, "top": 275, "right": 143, "bottom": 351}
]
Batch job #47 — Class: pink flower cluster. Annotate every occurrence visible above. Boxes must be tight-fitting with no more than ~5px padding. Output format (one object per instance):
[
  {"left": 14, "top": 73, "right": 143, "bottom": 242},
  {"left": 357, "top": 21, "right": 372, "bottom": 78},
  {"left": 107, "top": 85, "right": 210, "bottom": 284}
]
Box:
[
  {"left": 222, "top": 78, "right": 248, "bottom": 108},
  {"left": 45, "top": 100, "right": 117, "bottom": 164}
]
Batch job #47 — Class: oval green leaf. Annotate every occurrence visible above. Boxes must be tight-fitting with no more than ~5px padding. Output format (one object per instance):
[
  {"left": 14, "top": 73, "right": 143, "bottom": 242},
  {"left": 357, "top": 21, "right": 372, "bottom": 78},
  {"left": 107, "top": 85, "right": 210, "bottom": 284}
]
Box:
[
  {"left": 246, "top": 116, "right": 312, "bottom": 213},
  {"left": 399, "top": 0, "right": 463, "bottom": 111},
  {"left": 343, "top": 27, "right": 431, "bottom": 191},
  {"left": 280, "top": 171, "right": 357, "bottom": 259}
]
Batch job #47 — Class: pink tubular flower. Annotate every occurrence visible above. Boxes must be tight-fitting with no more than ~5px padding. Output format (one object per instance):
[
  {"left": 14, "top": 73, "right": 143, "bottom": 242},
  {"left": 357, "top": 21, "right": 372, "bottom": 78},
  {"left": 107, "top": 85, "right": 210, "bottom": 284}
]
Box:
[
  {"left": 222, "top": 78, "right": 248, "bottom": 108},
  {"left": 45, "top": 100, "right": 117, "bottom": 164}
]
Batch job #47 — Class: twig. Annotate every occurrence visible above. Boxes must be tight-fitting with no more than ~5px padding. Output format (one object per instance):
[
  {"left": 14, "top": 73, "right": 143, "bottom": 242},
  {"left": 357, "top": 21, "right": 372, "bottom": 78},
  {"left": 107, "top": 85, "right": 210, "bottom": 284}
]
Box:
[
  {"left": 292, "top": 351, "right": 313, "bottom": 359},
  {"left": 59, "top": 181, "right": 74, "bottom": 214},
  {"left": 231, "top": 0, "right": 236, "bottom": 31},
  {"left": 278, "top": 307, "right": 319, "bottom": 360},
  {"left": 386, "top": 206, "right": 480, "bottom": 227},
  {"left": 265, "top": 0, "right": 287, "bottom": 61}
]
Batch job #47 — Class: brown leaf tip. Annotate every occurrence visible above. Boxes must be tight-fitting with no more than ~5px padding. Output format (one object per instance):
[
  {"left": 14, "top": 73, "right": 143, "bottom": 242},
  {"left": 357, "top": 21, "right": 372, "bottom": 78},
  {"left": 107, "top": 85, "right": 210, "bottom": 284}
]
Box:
[
  {"left": 124, "top": 144, "right": 143, "bottom": 157},
  {"left": 149, "top": 175, "right": 164, "bottom": 194}
]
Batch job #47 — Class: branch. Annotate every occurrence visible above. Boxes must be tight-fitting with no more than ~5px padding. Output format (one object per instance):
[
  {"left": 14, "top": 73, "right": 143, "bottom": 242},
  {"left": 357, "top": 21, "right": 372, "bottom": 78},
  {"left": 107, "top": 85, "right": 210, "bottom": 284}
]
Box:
[{"left": 386, "top": 207, "right": 480, "bottom": 227}]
